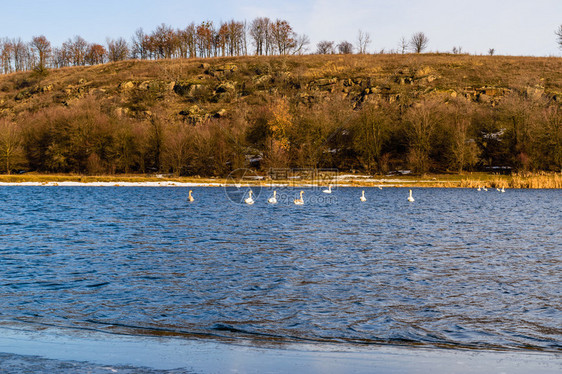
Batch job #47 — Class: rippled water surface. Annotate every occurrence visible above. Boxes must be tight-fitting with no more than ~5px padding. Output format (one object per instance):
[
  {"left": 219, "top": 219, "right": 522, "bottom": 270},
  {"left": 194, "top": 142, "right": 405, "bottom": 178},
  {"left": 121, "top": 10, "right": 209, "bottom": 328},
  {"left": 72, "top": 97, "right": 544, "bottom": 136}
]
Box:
[{"left": 0, "top": 186, "right": 560, "bottom": 351}]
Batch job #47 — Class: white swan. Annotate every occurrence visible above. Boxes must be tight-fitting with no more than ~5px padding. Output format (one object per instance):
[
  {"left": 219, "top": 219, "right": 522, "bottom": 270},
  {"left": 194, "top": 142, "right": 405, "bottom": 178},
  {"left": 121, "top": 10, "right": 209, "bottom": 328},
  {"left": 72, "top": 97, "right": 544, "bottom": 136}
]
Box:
[
  {"left": 378, "top": 186, "right": 383, "bottom": 190},
  {"left": 268, "top": 190, "right": 278, "bottom": 204},
  {"left": 407, "top": 189, "right": 415, "bottom": 202},
  {"left": 477, "top": 186, "right": 481, "bottom": 191},
  {"left": 188, "top": 190, "right": 194, "bottom": 202},
  {"left": 245, "top": 190, "right": 255, "bottom": 205},
  {"left": 322, "top": 185, "right": 332, "bottom": 193},
  {"left": 360, "top": 190, "right": 367, "bottom": 202},
  {"left": 501, "top": 187, "right": 505, "bottom": 193},
  {"left": 294, "top": 191, "right": 304, "bottom": 205},
  {"left": 483, "top": 187, "right": 488, "bottom": 191}
]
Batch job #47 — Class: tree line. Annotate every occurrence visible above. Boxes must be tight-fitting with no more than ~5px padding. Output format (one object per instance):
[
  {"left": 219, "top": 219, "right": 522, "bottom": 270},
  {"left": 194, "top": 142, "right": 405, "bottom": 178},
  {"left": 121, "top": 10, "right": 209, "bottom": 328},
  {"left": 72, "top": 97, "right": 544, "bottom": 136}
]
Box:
[
  {"left": 2, "top": 22, "right": 562, "bottom": 75},
  {"left": 0, "top": 17, "right": 311, "bottom": 74},
  {"left": 0, "top": 21, "right": 434, "bottom": 75},
  {"left": 1, "top": 91, "right": 560, "bottom": 176}
]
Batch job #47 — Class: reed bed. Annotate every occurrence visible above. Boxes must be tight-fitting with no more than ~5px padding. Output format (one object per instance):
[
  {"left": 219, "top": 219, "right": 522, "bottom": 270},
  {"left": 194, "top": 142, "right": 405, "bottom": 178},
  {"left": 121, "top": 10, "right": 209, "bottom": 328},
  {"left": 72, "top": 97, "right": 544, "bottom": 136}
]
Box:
[{"left": 459, "top": 173, "right": 562, "bottom": 189}]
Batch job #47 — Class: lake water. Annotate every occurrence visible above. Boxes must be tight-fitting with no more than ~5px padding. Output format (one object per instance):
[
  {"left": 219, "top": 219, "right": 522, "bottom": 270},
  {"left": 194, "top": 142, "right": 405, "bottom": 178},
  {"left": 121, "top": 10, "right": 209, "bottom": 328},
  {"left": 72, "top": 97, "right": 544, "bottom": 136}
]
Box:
[{"left": 0, "top": 186, "right": 560, "bottom": 353}]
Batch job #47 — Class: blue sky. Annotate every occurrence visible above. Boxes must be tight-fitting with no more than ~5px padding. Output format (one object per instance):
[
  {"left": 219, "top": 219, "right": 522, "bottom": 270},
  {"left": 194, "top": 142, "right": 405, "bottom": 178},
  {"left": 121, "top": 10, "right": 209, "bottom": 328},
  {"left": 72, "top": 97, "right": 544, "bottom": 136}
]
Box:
[{"left": 1, "top": 0, "right": 561, "bottom": 56}]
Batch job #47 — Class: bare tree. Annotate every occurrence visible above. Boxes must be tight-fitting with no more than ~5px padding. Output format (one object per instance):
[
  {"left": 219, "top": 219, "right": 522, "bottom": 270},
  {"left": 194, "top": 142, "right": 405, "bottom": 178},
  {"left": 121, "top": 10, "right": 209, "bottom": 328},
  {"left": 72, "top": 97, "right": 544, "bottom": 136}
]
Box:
[
  {"left": 30, "top": 35, "right": 51, "bottom": 70},
  {"left": 316, "top": 40, "right": 334, "bottom": 54},
  {"left": 176, "top": 23, "right": 198, "bottom": 58},
  {"left": 64, "top": 36, "right": 88, "bottom": 66},
  {"left": 556, "top": 25, "right": 562, "bottom": 49},
  {"left": 86, "top": 44, "right": 106, "bottom": 65},
  {"left": 293, "top": 34, "right": 310, "bottom": 55},
  {"left": 150, "top": 23, "right": 177, "bottom": 59},
  {"left": 1, "top": 39, "right": 14, "bottom": 73},
  {"left": 356, "top": 29, "right": 371, "bottom": 54},
  {"left": 488, "top": 48, "right": 495, "bottom": 56},
  {"left": 52, "top": 46, "right": 70, "bottom": 68},
  {"left": 410, "top": 32, "right": 429, "bottom": 53},
  {"left": 131, "top": 28, "right": 149, "bottom": 59},
  {"left": 249, "top": 17, "right": 271, "bottom": 55},
  {"left": 0, "top": 120, "right": 22, "bottom": 174},
  {"left": 398, "top": 36, "right": 408, "bottom": 54},
  {"left": 107, "top": 37, "right": 129, "bottom": 62},
  {"left": 337, "top": 41, "right": 353, "bottom": 54},
  {"left": 270, "top": 19, "right": 296, "bottom": 55},
  {"left": 12, "top": 38, "right": 28, "bottom": 71},
  {"left": 405, "top": 99, "right": 441, "bottom": 173},
  {"left": 196, "top": 21, "right": 214, "bottom": 58}
]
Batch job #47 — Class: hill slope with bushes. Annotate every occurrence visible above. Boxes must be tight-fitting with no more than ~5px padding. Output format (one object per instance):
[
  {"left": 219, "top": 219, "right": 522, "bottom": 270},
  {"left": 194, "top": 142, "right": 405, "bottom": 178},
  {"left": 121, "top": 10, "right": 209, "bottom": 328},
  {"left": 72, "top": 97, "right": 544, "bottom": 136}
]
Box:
[{"left": 1, "top": 54, "right": 561, "bottom": 175}]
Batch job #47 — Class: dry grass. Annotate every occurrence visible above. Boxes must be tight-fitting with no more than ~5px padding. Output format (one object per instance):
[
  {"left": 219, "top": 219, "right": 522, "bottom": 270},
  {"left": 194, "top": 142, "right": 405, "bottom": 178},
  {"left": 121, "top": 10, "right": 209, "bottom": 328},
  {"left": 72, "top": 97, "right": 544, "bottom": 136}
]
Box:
[{"left": 459, "top": 173, "right": 562, "bottom": 189}]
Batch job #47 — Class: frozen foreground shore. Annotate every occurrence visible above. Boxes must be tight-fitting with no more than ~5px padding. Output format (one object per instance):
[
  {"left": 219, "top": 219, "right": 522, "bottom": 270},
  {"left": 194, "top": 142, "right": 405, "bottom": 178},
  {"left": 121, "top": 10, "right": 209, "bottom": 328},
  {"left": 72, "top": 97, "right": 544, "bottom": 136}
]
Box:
[{"left": 0, "top": 327, "right": 560, "bottom": 374}]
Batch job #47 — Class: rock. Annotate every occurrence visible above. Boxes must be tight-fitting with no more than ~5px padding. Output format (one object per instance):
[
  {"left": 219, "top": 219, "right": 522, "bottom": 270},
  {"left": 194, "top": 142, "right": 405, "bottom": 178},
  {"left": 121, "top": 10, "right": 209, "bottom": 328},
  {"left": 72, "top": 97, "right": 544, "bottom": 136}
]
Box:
[
  {"left": 114, "top": 107, "right": 130, "bottom": 117},
  {"left": 314, "top": 78, "right": 337, "bottom": 86},
  {"left": 184, "top": 105, "right": 201, "bottom": 115},
  {"left": 139, "top": 81, "right": 150, "bottom": 90},
  {"left": 415, "top": 66, "right": 433, "bottom": 77},
  {"left": 214, "top": 109, "right": 227, "bottom": 117},
  {"left": 212, "top": 92, "right": 234, "bottom": 103},
  {"left": 217, "top": 63, "right": 238, "bottom": 72},
  {"left": 398, "top": 77, "right": 413, "bottom": 85},
  {"left": 526, "top": 85, "right": 544, "bottom": 100},
  {"left": 173, "top": 82, "right": 205, "bottom": 97},
  {"left": 119, "top": 81, "right": 135, "bottom": 90},
  {"left": 179, "top": 105, "right": 209, "bottom": 124},
  {"left": 14, "top": 91, "right": 29, "bottom": 101},
  {"left": 200, "top": 63, "right": 210, "bottom": 69},
  {"left": 206, "top": 63, "right": 238, "bottom": 76},
  {"left": 477, "top": 93, "right": 492, "bottom": 103},
  {"left": 41, "top": 84, "right": 53, "bottom": 92},
  {"left": 253, "top": 74, "right": 272, "bottom": 85},
  {"left": 215, "top": 81, "right": 235, "bottom": 93}
]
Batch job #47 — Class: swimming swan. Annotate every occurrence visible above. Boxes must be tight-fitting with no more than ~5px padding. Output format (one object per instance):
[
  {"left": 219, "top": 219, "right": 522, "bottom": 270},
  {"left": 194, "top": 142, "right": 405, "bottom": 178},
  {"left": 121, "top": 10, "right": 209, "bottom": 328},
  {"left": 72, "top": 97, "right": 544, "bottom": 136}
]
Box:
[
  {"left": 188, "top": 190, "right": 194, "bottom": 202},
  {"left": 477, "top": 186, "right": 481, "bottom": 191},
  {"left": 294, "top": 191, "right": 304, "bottom": 205},
  {"left": 501, "top": 187, "right": 505, "bottom": 193},
  {"left": 268, "top": 190, "right": 278, "bottom": 204},
  {"left": 360, "top": 190, "right": 367, "bottom": 202},
  {"left": 245, "top": 190, "right": 255, "bottom": 205},
  {"left": 408, "top": 189, "right": 415, "bottom": 202},
  {"left": 323, "top": 185, "right": 332, "bottom": 193}
]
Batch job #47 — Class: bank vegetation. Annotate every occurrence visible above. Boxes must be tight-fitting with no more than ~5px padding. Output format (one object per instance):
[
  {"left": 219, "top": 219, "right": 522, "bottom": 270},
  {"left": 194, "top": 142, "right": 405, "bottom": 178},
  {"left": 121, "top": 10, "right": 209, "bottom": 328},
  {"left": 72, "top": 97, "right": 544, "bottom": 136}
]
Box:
[{"left": 0, "top": 54, "right": 561, "bottom": 188}]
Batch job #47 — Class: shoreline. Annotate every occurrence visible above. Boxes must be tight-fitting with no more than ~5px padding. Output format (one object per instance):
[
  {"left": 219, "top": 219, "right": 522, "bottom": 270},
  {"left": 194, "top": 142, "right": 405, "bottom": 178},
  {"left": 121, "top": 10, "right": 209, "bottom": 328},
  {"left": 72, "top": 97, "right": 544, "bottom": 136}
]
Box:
[
  {"left": 0, "top": 326, "right": 560, "bottom": 373},
  {"left": 0, "top": 173, "right": 561, "bottom": 188}
]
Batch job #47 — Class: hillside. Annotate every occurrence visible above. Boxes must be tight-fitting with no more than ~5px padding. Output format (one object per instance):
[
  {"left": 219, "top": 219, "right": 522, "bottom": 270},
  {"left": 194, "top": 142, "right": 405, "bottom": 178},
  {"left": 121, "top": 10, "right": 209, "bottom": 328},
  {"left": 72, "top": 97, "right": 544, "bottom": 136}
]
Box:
[{"left": 1, "top": 54, "right": 561, "bottom": 176}]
